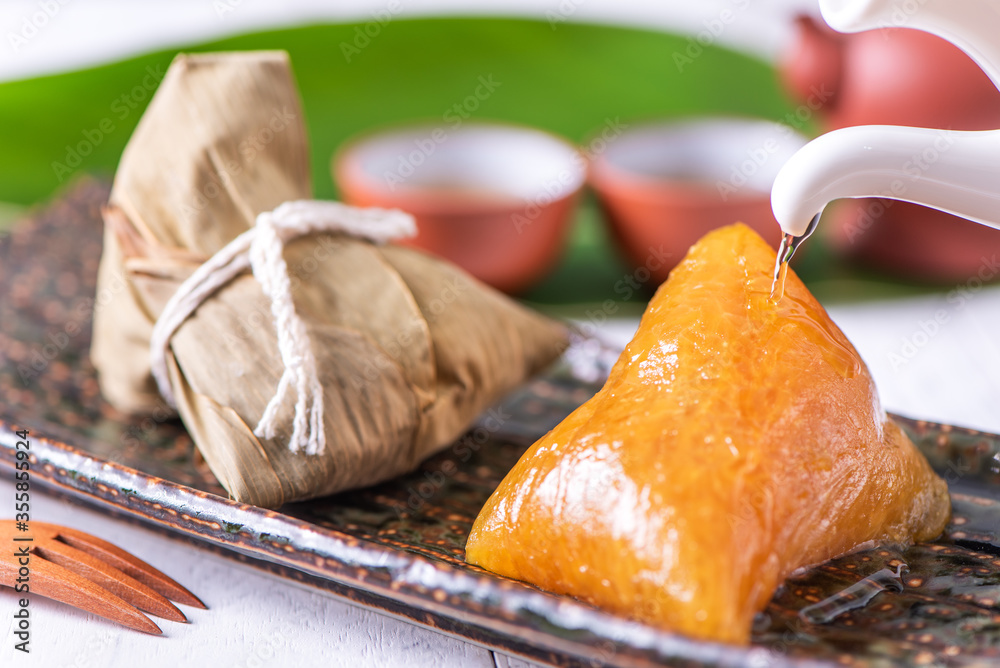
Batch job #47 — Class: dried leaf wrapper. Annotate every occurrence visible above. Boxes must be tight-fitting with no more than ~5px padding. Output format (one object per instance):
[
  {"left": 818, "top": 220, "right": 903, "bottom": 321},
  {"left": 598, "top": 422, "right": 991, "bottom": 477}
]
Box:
[{"left": 91, "top": 52, "right": 568, "bottom": 508}]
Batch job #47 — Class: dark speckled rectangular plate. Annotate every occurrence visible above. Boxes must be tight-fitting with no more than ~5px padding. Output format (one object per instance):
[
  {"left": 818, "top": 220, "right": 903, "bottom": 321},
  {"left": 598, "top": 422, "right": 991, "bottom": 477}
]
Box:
[{"left": 4, "top": 180, "right": 1000, "bottom": 667}]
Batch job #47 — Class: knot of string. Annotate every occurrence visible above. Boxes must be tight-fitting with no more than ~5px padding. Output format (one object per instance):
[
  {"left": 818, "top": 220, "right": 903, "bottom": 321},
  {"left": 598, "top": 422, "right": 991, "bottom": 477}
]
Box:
[{"left": 149, "top": 200, "right": 416, "bottom": 455}]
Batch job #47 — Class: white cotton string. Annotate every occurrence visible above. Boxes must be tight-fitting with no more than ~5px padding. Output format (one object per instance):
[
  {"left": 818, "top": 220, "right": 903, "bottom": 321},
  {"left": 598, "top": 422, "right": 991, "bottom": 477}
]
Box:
[{"left": 149, "top": 200, "right": 416, "bottom": 455}]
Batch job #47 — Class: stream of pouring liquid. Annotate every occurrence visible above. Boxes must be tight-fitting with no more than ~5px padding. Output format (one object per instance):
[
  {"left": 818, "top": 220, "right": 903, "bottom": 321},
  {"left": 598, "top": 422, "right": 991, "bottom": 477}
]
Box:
[
  {"left": 769, "top": 233, "right": 796, "bottom": 303},
  {"left": 769, "top": 213, "right": 821, "bottom": 303},
  {"left": 767, "top": 220, "right": 861, "bottom": 379}
]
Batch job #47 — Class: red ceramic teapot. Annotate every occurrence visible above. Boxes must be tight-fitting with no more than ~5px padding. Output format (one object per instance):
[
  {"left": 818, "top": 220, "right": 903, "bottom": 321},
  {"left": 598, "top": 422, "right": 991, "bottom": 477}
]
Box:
[{"left": 779, "top": 14, "right": 1000, "bottom": 281}]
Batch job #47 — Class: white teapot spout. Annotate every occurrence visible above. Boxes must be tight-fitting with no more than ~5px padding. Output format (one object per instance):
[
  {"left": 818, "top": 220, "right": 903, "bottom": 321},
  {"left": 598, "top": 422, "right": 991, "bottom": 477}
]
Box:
[
  {"left": 771, "top": 126, "right": 1000, "bottom": 237},
  {"left": 772, "top": 0, "right": 1000, "bottom": 239}
]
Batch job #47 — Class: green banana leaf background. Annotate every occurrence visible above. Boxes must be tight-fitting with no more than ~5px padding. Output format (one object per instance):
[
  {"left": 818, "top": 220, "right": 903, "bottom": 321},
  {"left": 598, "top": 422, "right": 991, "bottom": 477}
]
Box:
[{"left": 0, "top": 17, "right": 922, "bottom": 309}]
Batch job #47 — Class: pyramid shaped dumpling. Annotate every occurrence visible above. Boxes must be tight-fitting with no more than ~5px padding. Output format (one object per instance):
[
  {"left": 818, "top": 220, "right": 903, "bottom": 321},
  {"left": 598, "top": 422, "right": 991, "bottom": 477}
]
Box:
[
  {"left": 90, "top": 53, "right": 568, "bottom": 508},
  {"left": 466, "top": 223, "right": 950, "bottom": 644}
]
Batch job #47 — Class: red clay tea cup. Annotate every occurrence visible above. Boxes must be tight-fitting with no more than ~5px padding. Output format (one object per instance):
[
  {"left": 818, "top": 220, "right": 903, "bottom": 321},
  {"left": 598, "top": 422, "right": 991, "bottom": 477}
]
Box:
[
  {"left": 589, "top": 118, "right": 808, "bottom": 286},
  {"left": 334, "top": 122, "right": 586, "bottom": 294}
]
